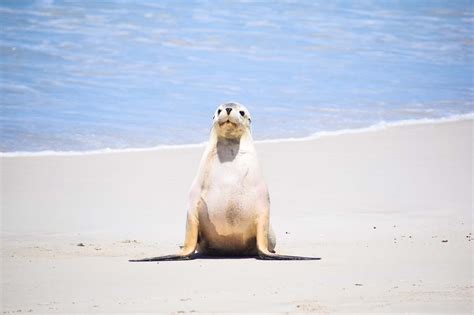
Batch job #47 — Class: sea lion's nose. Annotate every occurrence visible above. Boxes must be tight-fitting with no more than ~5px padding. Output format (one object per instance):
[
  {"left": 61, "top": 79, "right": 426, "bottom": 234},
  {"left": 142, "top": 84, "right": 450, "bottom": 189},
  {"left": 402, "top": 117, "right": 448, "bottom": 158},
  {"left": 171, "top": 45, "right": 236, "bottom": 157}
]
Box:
[{"left": 226, "top": 108, "right": 232, "bottom": 115}]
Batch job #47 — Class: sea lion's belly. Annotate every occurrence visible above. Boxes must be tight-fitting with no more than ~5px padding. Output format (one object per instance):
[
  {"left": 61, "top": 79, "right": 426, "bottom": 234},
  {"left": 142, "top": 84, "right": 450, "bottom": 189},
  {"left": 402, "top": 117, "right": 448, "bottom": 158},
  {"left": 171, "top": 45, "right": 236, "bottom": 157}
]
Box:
[{"left": 198, "top": 158, "right": 262, "bottom": 253}]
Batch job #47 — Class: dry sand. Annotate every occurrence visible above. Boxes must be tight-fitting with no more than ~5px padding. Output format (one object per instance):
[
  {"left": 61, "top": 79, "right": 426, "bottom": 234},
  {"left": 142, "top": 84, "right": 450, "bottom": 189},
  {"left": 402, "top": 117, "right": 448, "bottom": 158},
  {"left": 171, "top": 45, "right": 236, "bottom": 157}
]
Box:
[{"left": 1, "top": 118, "right": 472, "bottom": 313}]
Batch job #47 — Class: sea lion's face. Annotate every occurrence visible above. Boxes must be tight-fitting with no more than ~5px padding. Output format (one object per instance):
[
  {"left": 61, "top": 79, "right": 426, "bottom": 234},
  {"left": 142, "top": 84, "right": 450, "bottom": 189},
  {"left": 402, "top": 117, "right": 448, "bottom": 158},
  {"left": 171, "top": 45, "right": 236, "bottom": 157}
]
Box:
[{"left": 213, "top": 102, "right": 252, "bottom": 139}]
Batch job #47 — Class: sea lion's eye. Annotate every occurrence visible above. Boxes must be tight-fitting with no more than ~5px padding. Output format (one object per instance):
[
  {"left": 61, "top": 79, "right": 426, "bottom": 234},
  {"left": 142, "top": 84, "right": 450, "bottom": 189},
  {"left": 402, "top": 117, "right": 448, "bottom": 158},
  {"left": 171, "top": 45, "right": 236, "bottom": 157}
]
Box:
[
  {"left": 239, "top": 111, "right": 245, "bottom": 117},
  {"left": 217, "top": 109, "right": 222, "bottom": 115}
]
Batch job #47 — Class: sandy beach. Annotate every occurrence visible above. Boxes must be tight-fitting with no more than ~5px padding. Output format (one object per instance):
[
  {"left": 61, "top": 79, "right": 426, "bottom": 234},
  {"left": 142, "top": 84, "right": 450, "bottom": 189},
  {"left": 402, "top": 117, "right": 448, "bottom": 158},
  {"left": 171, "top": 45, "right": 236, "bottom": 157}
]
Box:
[{"left": 1, "top": 118, "right": 472, "bottom": 313}]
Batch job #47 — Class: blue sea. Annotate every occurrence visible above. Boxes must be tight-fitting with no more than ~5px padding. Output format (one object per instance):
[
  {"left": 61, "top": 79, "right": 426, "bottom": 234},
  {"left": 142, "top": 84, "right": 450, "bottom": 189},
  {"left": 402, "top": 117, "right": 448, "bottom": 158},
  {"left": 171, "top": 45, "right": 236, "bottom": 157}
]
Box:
[{"left": 1, "top": 0, "right": 473, "bottom": 153}]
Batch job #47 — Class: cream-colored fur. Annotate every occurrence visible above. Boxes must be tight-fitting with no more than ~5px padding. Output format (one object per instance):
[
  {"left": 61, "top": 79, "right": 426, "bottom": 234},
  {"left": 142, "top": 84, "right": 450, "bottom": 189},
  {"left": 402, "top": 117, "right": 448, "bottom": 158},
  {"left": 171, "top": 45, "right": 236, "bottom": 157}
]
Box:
[
  {"left": 131, "top": 102, "right": 318, "bottom": 261},
  {"left": 185, "top": 102, "right": 275, "bottom": 255}
]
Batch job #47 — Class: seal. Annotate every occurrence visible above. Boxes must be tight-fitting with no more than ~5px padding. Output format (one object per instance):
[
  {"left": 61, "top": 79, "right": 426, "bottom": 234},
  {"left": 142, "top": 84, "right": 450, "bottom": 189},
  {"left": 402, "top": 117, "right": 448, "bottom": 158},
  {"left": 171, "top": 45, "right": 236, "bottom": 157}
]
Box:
[{"left": 130, "top": 102, "right": 320, "bottom": 261}]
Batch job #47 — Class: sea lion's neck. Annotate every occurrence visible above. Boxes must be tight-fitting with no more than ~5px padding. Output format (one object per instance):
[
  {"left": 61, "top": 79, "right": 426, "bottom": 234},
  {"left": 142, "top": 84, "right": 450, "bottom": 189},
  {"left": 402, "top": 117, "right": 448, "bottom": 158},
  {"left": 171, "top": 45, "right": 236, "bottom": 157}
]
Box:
[
  {"left": 208, "top": 129, "right": 255, "bottom": 162},
  {"left": 217, "top": 137, "right": 240, "bottom": 146},
  {"left": 215, "top": 137, "right": 240, "bottom": 162}
]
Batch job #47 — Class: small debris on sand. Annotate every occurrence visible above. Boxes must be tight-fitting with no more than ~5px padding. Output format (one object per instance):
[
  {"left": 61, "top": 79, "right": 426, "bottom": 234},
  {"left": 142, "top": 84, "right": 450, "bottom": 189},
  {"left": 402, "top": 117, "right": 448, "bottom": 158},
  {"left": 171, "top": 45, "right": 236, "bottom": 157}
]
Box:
[
  {"left": 355, "top": 283, "right": 363, "bottom": 286},
  {"left": 121, "top": 240, "right": 139, "bottom": 244},
  {"left": 441, "top": 240, "right": 448, "bottom": 243},
  {"left": 76, "top": 243, "right": 85, "bottom": 247}
]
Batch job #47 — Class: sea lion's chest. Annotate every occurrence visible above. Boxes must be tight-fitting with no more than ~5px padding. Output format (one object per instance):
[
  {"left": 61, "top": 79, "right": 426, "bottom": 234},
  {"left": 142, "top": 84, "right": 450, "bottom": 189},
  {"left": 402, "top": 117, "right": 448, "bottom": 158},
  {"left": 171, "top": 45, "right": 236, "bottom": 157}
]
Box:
[{"left": 201, "top": 151, "right": 263, "bottom": 231}]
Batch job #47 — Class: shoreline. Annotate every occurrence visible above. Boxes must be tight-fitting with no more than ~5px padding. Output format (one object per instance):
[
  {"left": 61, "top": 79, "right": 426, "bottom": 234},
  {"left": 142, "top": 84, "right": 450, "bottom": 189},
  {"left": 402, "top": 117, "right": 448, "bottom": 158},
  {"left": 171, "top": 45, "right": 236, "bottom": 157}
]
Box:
[{"left": 1, "top": 112, "right": 472, "bottom": 158}]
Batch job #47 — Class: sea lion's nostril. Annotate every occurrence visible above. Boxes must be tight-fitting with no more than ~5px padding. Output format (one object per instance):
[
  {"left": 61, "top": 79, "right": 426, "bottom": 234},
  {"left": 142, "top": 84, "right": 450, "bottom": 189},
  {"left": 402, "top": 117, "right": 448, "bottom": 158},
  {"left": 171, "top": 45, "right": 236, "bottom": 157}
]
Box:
[{"left": 226, "top": 108, "right": 232, "bottom": 115}]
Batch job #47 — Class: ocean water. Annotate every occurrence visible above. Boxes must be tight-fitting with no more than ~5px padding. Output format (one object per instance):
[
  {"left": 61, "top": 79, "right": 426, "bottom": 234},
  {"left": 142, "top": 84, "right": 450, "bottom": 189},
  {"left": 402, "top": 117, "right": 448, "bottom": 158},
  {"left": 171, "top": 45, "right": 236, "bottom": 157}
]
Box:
[{"left": 1, "top": 0, "right": 473, "bottom": 153}]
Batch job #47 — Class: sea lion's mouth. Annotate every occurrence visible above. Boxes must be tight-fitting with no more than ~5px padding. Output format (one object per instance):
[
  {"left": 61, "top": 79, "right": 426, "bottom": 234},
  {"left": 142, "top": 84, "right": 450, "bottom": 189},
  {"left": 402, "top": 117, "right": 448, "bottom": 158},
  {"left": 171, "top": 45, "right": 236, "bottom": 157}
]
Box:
[{"left": 219, "top": 120, "right": 237, "bottom": 127}]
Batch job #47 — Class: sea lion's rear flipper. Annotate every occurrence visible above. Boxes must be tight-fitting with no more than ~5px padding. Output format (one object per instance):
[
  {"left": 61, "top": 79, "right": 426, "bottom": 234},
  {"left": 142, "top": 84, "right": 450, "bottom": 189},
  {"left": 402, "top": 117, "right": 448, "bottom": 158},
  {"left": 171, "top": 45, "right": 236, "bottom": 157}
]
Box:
[
  {"left": 257, "top": 252, "right": 321, "bottom": 261},
  {"left": 255, "top": 215, "right": 320, "bottom": 261},
  {"left": 129, "top": 253, "right": 198, "bottom": 262}
]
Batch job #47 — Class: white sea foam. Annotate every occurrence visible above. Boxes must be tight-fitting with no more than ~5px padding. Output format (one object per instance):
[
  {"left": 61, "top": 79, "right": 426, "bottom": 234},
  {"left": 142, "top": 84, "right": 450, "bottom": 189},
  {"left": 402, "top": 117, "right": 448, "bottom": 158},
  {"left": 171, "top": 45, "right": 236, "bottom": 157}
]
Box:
[
  {"left": 258, "top": 113, "right": 474, "bottom": 144},
  {"left": 1, "top": 113, "right": 472, "bottom": 158},
  {"left": 0, "top": 142, "right": 208, "bottom": 157}
]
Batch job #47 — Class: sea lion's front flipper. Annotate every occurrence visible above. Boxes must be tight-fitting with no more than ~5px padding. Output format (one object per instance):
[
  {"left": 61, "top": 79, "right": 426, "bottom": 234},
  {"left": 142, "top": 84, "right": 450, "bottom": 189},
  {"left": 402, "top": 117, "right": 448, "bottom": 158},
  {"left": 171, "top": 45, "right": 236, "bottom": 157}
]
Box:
[
  {"left": 257, "top": 252, "right": 321, "bottom": 261},
  {"left": 129, "top": 253, "right": 198, "bottom": 262},
  {"left": 130, "top": 197, "right": 202, "bottom": 263}
]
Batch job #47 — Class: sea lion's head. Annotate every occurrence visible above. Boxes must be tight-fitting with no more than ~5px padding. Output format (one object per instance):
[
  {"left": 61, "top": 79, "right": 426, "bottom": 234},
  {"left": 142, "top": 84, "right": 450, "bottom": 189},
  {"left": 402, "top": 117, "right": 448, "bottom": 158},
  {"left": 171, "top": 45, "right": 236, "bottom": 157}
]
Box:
[{"left": 212, "top": 102, "right": 252, "bottom": 139}]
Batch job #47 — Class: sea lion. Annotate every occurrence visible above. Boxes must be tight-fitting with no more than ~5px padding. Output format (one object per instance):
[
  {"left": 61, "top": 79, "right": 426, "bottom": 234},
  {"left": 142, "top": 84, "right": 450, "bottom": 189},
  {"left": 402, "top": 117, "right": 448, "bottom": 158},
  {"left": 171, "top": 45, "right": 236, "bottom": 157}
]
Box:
[{"left": 130, "top": 102, "right": 320, "bottom": 261}]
